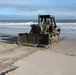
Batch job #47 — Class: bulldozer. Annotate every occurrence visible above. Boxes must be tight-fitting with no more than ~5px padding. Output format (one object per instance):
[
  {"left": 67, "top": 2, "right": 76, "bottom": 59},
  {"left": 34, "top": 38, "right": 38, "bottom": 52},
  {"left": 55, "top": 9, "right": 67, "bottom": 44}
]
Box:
[{"left": 18, "top": 14, "right": 60, "bottom": 47}]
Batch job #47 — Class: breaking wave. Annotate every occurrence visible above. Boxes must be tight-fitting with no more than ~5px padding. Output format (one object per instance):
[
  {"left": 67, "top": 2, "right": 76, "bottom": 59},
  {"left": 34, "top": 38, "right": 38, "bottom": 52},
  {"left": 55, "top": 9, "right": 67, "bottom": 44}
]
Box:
[
  {"left": 57, "top": 23, "right": 76, "bottom": 33},
  {"left": 0, "top": 21, "right": 76, "bottom": 34},
  {"left": 0, "top": 22, "right": 37, "bottom": 28}
]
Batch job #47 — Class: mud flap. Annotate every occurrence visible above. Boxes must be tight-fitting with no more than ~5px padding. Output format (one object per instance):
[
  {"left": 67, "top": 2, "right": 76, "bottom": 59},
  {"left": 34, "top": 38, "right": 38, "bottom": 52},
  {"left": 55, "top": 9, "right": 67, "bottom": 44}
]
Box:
[{"left": 18, "top": 33, "right": 49, "bottom": 46}]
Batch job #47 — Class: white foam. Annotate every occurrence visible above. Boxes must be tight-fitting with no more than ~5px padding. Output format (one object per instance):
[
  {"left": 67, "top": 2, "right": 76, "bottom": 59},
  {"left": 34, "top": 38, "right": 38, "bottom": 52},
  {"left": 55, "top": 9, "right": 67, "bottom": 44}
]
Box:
[
  {"left": 0, "top": 22, "right": 37, "bottom": 28},
  {"left": 0, "top": 22, "right": 76, "bottom": 34},
  {"left": 57, "top": 23, "right": 76, "bottom": 34}
]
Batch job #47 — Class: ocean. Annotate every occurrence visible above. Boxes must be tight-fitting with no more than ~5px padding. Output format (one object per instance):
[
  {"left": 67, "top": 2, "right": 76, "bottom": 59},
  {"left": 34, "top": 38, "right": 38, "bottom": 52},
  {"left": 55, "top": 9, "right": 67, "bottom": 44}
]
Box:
[{"left": 0, "top": 20, "right": 76, "bottom": 40}]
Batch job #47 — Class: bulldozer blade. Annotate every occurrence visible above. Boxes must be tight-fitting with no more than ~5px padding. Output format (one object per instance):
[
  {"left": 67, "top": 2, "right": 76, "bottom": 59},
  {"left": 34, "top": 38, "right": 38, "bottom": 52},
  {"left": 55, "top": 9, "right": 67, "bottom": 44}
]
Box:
[{"left": 18, "top": 33, "right": 49, "bottom": 47}]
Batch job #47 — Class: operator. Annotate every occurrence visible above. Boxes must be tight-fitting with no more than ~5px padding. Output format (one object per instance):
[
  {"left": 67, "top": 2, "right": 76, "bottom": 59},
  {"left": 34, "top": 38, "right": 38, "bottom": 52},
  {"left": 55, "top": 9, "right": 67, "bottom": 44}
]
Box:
[{"left": 46, "top": 20, "right": 50, "bottom": 25}]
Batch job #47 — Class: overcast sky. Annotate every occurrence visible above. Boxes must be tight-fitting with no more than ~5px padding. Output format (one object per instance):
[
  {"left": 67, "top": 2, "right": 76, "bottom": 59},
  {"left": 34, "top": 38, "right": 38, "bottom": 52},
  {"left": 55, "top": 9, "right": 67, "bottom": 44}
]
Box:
[{"left": 0, "top": 0, "right": 76, "bottom": 20}]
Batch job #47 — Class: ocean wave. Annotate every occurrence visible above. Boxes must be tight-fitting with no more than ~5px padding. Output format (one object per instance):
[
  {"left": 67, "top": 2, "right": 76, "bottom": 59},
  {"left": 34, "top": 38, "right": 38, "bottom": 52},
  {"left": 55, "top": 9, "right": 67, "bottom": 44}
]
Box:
[
  {"left": 0, "top": 22, "right": 76, "bottom": 29},
  {"left": 0, "top": 22, "right": 37, "bottom": 28},
  {"left": 0, "top": 22, "right": 37, "bottom": 25},
  {"left": 56, "top": 23, "right": 76, "bottom": 33},
  {"left": 0, "top": 22, "right": 76, "bottom": 34}
]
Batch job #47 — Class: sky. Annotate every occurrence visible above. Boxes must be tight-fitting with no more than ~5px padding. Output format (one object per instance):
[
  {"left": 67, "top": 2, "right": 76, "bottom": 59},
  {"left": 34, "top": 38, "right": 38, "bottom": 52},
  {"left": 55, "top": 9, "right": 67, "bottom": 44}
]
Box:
[{"left": 0, "top": 0, "right": 76, "bottom": 20}]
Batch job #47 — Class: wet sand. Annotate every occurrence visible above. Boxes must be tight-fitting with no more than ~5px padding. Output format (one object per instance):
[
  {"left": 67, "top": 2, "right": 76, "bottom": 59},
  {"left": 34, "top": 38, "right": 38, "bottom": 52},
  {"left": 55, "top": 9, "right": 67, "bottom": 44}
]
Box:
[{"left": 0, "top": 33, "right": 76, "bottom": 75}]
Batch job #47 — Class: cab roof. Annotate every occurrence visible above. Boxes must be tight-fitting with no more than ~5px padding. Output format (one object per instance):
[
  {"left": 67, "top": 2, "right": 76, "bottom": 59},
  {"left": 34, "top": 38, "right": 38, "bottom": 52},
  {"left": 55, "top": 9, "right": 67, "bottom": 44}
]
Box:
[{"left": 39, "top": 15, "right": 55, "bottom": 18}]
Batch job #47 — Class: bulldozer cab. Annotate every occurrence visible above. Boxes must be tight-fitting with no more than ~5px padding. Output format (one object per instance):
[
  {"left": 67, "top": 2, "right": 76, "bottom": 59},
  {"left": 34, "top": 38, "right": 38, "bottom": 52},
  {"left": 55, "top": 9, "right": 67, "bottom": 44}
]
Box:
[
  {"left": 38, "top": 15, "right": 56, "bottom": 26},
  {"left": 38, "top": 15, "right": 57, "bottom": 34}
]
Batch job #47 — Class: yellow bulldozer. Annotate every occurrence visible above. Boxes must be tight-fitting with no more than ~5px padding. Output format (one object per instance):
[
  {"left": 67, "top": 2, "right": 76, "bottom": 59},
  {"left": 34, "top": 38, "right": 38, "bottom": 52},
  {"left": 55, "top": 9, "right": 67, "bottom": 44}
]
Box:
[{"left": 18, "top": 14, "right": 60, "bottom": 47}]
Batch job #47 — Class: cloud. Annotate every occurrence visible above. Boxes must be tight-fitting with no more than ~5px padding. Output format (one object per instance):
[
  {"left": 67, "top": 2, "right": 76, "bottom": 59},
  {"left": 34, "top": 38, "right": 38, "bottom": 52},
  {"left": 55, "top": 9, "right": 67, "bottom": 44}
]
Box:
[
  {"left": 0, "top": 3, "right": 76, "bottom": 12},
  {"left": 0, "top": 0, "right": 76, "bottom": 19}
]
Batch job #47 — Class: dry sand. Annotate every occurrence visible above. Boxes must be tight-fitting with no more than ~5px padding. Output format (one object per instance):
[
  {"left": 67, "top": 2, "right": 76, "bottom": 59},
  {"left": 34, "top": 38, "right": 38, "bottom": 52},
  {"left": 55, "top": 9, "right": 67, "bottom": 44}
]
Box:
[{"left": 0, "top": 34, "right": 76, "bottom": 75}]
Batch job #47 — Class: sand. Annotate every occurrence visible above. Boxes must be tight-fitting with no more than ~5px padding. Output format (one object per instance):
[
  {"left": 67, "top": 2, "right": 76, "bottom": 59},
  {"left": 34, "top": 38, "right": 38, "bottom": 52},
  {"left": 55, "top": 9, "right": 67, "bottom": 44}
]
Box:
[
  {"left": 0, "top": 33, "right": 76, "bottom": 75},
  {"left": 13, "top": 51, "right": 76, "bottom": 75}
]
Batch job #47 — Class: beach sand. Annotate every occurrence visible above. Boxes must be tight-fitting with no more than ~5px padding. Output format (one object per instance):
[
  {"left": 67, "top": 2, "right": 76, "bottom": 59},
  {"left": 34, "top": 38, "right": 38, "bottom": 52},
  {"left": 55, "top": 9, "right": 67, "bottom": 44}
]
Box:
[{"left": 0, "top": 33, "right": 76, "bottom": 75}]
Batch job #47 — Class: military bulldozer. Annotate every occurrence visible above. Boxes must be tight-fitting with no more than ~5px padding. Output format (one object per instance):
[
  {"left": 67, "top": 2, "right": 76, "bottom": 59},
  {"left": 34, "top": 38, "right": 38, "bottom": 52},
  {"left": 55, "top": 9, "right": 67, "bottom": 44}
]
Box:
[{"left": 18, "top": 14, "right": 60, "bottom": 47}]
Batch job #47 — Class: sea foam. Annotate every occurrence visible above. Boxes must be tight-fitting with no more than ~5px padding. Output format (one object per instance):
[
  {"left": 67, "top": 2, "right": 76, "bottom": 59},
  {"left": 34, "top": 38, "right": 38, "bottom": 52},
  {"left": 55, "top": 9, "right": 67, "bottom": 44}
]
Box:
[{"left": 0, "top": 21, "right": 76, "bottom": 34}]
